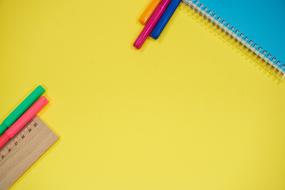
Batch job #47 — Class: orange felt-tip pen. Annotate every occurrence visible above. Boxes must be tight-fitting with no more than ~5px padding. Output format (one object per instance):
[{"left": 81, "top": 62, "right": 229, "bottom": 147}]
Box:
[{"left": 139, "top": 0, "right": 161, "bottom": 24}]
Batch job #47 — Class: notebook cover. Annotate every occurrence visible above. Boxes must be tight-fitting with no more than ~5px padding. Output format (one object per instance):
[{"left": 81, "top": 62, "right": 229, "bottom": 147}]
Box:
[
  {"left": 0, "top": 117, "right": 58, "bottom": 190},
  {"left": 183, "top": 0, "right": 285, "bottom": 75}
]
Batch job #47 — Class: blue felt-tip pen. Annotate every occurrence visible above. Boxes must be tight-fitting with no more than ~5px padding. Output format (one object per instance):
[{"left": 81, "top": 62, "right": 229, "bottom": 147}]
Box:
[{"left": 151, "top": 0, "right": 181, "bottom": 39}]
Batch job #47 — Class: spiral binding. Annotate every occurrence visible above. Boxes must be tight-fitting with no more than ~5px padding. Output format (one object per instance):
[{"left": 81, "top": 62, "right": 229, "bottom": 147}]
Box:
[{"left": 182, "top": 0, "right": 285, "bottom": 75}]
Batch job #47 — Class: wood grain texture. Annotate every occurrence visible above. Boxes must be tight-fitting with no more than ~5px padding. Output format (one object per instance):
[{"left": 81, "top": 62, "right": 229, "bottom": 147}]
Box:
[{"left": 0, "top": 117, "right": 57, "bottom": 190}]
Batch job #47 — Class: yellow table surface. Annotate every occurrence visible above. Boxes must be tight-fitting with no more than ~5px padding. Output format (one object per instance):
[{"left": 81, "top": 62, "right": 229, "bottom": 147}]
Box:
[{"left": 1, "top": 0, "right": 285, "bottom": 189}]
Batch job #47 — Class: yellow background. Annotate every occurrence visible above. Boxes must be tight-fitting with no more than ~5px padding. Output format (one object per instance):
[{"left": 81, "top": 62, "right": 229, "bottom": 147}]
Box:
[{"left": 1, "top": 0, "right": 285, "bottom": 189}]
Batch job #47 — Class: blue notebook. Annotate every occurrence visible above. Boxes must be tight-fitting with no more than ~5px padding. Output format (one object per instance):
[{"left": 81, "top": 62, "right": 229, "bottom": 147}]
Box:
[{"left": 183, "top": 0, "right": 285, "bottom": 75}]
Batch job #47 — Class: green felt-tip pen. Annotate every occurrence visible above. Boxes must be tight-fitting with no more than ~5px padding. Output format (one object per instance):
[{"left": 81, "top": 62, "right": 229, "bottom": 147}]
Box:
[{"left": 0, "top": 85, "right": 45, "bottom": 135}]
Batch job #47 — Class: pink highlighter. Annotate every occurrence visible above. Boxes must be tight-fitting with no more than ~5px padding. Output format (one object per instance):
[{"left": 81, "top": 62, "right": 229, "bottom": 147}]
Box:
[
  {"left": 134, "top": 0, "right": 171, "bottom": 49},
  {"left": 0, "top": 96, "right": 48, "bottom": 149}
]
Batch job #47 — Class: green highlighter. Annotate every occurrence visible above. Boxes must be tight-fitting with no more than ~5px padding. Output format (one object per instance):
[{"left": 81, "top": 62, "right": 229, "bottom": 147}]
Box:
[{"left": 0, "top": 85, "right": 45, "bottom": 135}]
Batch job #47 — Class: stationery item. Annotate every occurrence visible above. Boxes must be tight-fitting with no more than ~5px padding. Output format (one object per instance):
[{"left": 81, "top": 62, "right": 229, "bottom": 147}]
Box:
[
  {"left": 139, "top": 0, "right": 161, "bottom": 25},
  {"left": 183, "top": 0, "right": 285, "bottom": 75},
  {"left": 151, "top": 0, "right": 181, "bottom": 39},
  {"left": 0, "top": 85, "right": 45, "bottom": 135},
  {"left": 0, "top": 117, "right": 58, "bottom": 190},
  {"left": 134, "top": 0, "right": 171, "bottom": 49},
  {"left": 0, "top": 96, "right": 48, "bottom": 149}
]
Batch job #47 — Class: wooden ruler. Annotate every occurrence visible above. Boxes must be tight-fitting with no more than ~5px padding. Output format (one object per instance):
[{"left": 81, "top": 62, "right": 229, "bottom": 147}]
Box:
[{"left": 0, "top": 117, "right": 58, "bottom": 190}]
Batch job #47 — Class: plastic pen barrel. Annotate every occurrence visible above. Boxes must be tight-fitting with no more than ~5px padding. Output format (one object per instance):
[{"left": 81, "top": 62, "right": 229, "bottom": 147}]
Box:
[
  {"left": 134, "top": 0, "right": 171, "bottom": 49},
  {"left": 0, "top": 96, "right": 48, "bottom": 149},
  {"left": 139, "top": 0, "right": 161, "bottom": 25},
  {"left": 0, "top": 85, "right": 45, "bottom": 135},
  {"left": 151, "top": 0, "right": 181, "bottom": 39}
]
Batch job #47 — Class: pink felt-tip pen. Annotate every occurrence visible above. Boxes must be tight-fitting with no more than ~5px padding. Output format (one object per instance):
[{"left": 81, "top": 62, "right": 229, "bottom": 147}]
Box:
[
  {"left": 0, "top": 96, "right": 48, "bottom": 149},
  {"left": 134, "top": 0, "right": 171, "bottom": 49}
]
